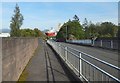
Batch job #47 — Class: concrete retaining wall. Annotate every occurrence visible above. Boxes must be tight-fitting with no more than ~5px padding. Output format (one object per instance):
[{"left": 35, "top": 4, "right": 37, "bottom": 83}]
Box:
[{"left": 2, "top": 37, "right": 38, "bottom": 81}]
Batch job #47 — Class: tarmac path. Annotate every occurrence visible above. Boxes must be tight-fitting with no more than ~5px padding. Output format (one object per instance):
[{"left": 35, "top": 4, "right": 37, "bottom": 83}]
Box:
[{"left": 19, "top": 39, "right": 82, "bottom": 82}]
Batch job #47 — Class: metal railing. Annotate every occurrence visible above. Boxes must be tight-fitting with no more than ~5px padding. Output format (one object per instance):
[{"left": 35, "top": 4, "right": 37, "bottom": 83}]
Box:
[{"left": 47, "top": 40, "right": 120, "bottom": 82}]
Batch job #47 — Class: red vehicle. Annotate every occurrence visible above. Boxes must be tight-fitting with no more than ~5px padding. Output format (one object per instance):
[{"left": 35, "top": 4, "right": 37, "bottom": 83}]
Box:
[
  {"left": 45, "top": 28, "right": 57, "bottom": 37},
  {"left": 45, "top": 32, "right": 56, "bottom": 36}
]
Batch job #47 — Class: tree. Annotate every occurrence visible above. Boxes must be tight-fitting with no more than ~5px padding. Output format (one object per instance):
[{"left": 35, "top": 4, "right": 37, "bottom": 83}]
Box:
[
  {"left": 82, "top": 20, "right": 118, "bottom": 38},
  {"left": 10, "top": 4, "right": 24, "bottom": 37},
  {"left": 118, "top": 25, "right": 120, "bottom": 38},
  {"left": 34, "top": 28, "right": 40, "bottom": 37},
  {"left": 20, "top": 29, "right": 33, "bottom": 37},
  {"left": 73, "top": 15, "right": 79, "bottom": 22},
  {"left": 57, "top": 16, "right": 118, "bottom": 40},
  {"left": 82, "top": 18, "right": 88, "bottom": 29},
  {"left": 100, "top": 22, "right": 117, "bottom": 37},
  {"left": 82, "top": 18, "right": 89, "bottom": 38},
  {"left": 88, "top": 23, "right": 98, "bottom": 38},
  {"left": 56, "top": 17, "right": 84, "bottom": 40},
  {"left": 20, "top": 28, "right": 46, "bottom": 37}
]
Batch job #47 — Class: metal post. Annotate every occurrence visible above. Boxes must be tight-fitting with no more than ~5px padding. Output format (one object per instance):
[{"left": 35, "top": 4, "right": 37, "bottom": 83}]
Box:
[
  {"left": 89, "top": 65, "right": 90, "bottom": 81},
  {"left": 101, "top": 40, "right": 102, "bottom": 47},
  {"left": 111, "top": 40, "right": 113, "bottom": 49},
  {"left": 93, "top": 68, "right": 94, "bottom": 81},
  {"left": 79, "top": 52, "right": 82, "bottom": 77},
  {"left": 79, "top": 53, "right": 80, "bottom": 77},
  {"left": 102, "top": 73, "right": 104, "bottom": 81},
  {"left": 58, "top": 44, "right": 60, "bottom": 55},
  {"left": 65, "top": 47, "right": 68, "bottom": 63},
  {"left": 92, "top": 39, "right": 94, "bottom": 46}
]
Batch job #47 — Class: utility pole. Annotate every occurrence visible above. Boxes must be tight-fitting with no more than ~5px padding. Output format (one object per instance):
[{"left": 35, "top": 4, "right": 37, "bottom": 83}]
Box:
[{"left": 66, "top": 25, "right": 67, "bottom": 42}]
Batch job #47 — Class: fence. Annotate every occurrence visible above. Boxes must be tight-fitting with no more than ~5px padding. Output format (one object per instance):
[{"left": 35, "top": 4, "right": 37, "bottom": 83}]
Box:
[
  {"left": 94, "top": 38, "right": 118, "bottom": 50},
  {"left": 47, "top": 39, "right": 120, "bottom": 83},
  {"left": 66, "top": 37, "right": 118, "bottom": 50},
  {"left": 67, "top": 39, "right": 92, "bottom": 45}
]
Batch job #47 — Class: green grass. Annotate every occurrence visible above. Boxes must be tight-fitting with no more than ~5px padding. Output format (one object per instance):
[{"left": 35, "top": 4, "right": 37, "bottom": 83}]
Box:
[{"left": 18, "top": 69, "right": 28, "bottom": 82}]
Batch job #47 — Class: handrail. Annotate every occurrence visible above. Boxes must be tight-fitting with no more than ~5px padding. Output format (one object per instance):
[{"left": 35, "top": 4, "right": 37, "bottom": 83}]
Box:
[
  {"left": 81, "top": 57, "right": 120, "bottom": 82},
  {"left": 67, "top": 49, "right": 79, "bottom": 58},
  {"left": 47, "top": 40, "right": 120, "bottom": 82},
  {"left": 67, "top": 46, "right": 120, "bottom": 71},
  {"left": 66, "top": 45, "right": 120, "bottom": 82}
]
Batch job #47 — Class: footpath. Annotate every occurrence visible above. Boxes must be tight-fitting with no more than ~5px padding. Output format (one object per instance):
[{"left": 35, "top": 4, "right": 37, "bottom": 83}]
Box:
[{"left": 18, "top": 39, "right": 82, "bottom": 82}]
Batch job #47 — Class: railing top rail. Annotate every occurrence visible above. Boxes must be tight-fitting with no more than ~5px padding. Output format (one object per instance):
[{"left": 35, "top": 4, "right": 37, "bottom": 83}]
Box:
[
  {"left": 66, "top": 47, "right": 120, "bottom": 82},
  {"left": 81, "top": 57, "right": 120, "bottom": 82},
  {"left": 47, "top": 40, "right": 120, "bottom": 82},
  {"left": 67, "top": 49, "right": 79, "bottom": 58},
  {"left": 65, "top": 45, "right": 120, "bottom": 71}
]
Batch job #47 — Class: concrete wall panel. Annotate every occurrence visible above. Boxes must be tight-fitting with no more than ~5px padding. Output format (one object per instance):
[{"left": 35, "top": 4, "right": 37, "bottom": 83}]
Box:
[{"left": 2, "top": 38, "right": 38, "bottom": 81}]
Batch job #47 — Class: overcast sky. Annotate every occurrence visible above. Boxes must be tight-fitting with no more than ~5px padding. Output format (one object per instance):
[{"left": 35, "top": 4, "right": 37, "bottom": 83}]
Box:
[{"left": 1, "top": 2, "right": 118, "bottom": 31}]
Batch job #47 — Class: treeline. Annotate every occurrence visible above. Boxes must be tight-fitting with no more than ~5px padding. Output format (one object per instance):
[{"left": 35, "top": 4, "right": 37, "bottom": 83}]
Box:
[
  {"left": 20, "top": 28, "right": 46, "bottom": 37},
  {"left": 83, "top": 18, "right": 118, "bottom": 38},
  {"left": 56, "top": 15, "right": 118, "bottom": 40},
  {"left": 10, "top": 27, "right": 46, "bottom": 38}
]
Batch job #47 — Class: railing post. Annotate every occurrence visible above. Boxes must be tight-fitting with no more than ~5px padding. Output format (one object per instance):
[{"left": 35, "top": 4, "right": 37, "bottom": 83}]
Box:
[
  {"left": 58, "top": 44, "right": 60, "bottom": 55},
  {"left": 111, "top": 40, "right": 113, "bottom": 49},
  {"left": 102, "top": 73, "right": 104, "bottom": 81},
  {"left": 100, "top": 40, "right": 102, "bottom": 47},
  {"left": 79, "top": 52, "right": 82, "bottom": 77},
  {"left": 65, "top": 47, "right": 67, "bottom": 62},
  {"left": 92, "top": 40, "right": 94, "bottom": 46}
]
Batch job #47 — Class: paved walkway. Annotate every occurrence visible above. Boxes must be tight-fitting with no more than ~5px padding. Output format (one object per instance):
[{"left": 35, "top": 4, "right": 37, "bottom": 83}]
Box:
[{"left": 19, "top": 39, "right": 81, "bottom": 82}]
